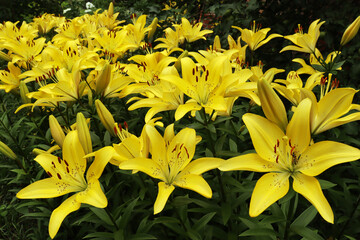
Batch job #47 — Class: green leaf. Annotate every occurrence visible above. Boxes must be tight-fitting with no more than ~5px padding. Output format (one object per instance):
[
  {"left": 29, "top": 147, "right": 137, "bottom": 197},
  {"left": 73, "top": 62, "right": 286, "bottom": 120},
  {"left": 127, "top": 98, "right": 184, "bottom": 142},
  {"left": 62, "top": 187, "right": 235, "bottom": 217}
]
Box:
[
  {"left": 291, "top": 206, "right": 317, "bottom": 227},
  {"left": 319, "top": 179, "right": 337, "bottom": 189},
  {"left": 118, "top": 197, "right": 139, "bottom": 229},
  {"left": 89, "top": 208, "right": 113, "bottom": 226},
  {"left": 83, "top": 232, "right": 114, "bottom": 239},
  {"left": 290, "top": 225, "right": 324, "bottom": 240},
  {"left": 331, "top": 60, "right": 346, "bottom": 71},
  {"left": 193, "top": 212, "right": 216, "bottom": 231},
  {"left": 239, "top": 228, "right": 277, "bottom": 238},
  {"left": 311, "top": 64, "right": 326, "bottom": 72}
]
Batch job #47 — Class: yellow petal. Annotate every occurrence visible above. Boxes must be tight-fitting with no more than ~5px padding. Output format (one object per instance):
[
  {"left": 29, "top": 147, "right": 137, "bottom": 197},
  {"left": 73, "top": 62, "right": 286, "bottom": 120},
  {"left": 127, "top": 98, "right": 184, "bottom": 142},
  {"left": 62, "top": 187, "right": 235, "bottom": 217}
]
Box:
[
  {"left": 95, "top": 99, "right": 116, "bottom": 136},
  {"left": 299, "top": 141, "right": 360, "bottom": 176},
  {"left": 219, "top": 153, "right": 280, "bottom": 172},
  {"left": 119, "top": 157, "right": 166, "bottom": 181},
  {"left": 249, "top": 172, "right": 290, "bottom": 217},
  {"left": 145, "top": 124, "right": 168, "bottom": 171},
  {"left": 292, "top": 173, "right": 333, "bottom": 223},
  {"left": 154, "top": 182, "right": 175, "bottom": 214},
  {"left": 313, "top": 88, "right": 357, "bottom": 134},
  {"left": 182, "top": 157, "right": 224, "bottom": 175},
  {"left": 76, "top": 179, "right": 108, "bottom": 208},
  {"left": 113, "top": 136, "right": 141, "bottom": 162},
  {"left": 49, "top": 194, "right": 81, "bottom": 239},
  {"left": 175, "top": 102, "right": 202, "bottom": 121},
  {"left": 174, "top": 174, "right": 212, "bottom": 198},
  {"left": 16, "top": 178, "right": 81, "bottom": 199},
  {"left": 243, "top": 113, "right": 284, "bottom": 162},
  {"left": 286, "top": 98, "right": 312, "bottom": 154},
  {"left": 340, "top": 16, "right": 360, "bottom": 46},
  {"left": 87, "top": 146, "right": 114, "bottom": 180},
  {"left": 167, "top": 127, "right": 196, "bottom": 178},
  {"left": 63, "top": 131, "right": 86, "bottom": 178},
  {"left": 258, "top": 78, "right": 288, "bottom": 132}
]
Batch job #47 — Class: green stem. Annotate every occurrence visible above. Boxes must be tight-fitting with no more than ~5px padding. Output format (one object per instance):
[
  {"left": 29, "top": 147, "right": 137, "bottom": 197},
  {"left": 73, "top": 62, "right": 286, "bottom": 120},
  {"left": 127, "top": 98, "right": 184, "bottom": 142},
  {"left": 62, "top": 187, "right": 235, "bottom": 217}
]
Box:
[
  {"left": 337, "top": 194, "right": 360, "bottom": 239},
  {"left": 283, "top": 195, "right": 295, "bottom": 240},
  {"left": 104, "top": 207, "right": 119, "bottom": 231}
]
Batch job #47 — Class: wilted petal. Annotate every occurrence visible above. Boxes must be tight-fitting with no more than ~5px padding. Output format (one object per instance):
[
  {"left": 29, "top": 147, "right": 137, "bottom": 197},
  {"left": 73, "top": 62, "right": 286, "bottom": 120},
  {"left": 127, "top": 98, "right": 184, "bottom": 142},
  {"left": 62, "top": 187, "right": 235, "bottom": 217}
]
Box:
[
  {"left": 249, "top": 172, "right": 290, "bottom": 217},
  {"left": 292, "top": 173, "right": 333, "bottom": 223}
]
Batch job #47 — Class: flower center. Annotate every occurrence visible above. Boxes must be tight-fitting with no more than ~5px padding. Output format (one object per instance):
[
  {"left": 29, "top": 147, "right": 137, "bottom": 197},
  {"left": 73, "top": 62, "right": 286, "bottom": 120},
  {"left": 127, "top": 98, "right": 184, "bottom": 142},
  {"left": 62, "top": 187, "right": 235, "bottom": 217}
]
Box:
[{"left": 273, "top": 136, "right": 300, "bottom": 173}]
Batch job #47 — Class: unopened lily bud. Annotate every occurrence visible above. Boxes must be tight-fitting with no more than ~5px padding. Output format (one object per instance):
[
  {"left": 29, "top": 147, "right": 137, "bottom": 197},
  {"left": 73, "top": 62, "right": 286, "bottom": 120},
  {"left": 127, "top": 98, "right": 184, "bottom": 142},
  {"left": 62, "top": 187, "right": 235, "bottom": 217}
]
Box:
[
  {"left": 19, "top": 81, "right": 31, "bottom": 104},
  {"left": 258, "top": 78, "right": 288, "bottom": 132},
  {"left": 340, "top": 16, "right": 360, "bottom": 46},
  {"left": 148, "top": 17, "right": 159, "bottom": 41},
  {"left": 95, "top": 62, "right": 112, "bottom": 96},
  {"left": 49, "top": 115, "right": 65, "bottom": 148},
  {"left": 88, "top": 88, "right": 93, "bottom": 107},
  {"left": 95, "top": 99, "right": 116, "bottom": 136},
  {"left": 108, "top": 2, "right": 114, "bottom": 17},
  {"left": 76, "top": 112, "right": 92, "bottom": 155},
  {"left": 174, "top": 50, "right": 188, "bottom": 71},
  {"left": 0, "top": 140, "right": 17, "bottom": 160}
]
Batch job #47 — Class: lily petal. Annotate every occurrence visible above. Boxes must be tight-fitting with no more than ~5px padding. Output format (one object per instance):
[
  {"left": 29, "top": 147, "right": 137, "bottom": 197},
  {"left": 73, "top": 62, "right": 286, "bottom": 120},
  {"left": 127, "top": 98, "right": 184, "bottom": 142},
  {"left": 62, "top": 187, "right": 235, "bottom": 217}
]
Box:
[
  {"left": 49, "top": 194, "right": 81, "bottom": 239},
  {"left": 174, "top": 174, "right": 212, "bottom": 198},
  {"left": 175, "top": 101, "right": 202, "bottom": 121},
  {"left": 286, "top": 98, "right": 312, "bottom": 154},
  {"left": 292, "top": 173, "right": 334, "bottom": 223},
  {"left": 16, "top": 178, "right": 82, "bottom": 199},
  {"left": 299, "top": 141, "right": 360, "bottom": 176},
  {"left": 119, "top": 157, "right": 166, "bottom": 181},
  {"left": 154, "top": 182, "right": 175, "bottom": 214},
  {"left": 86, "top": 146, "right": 114, "bottom": 180},
  {"left": 243, "top": 113, "right": 284, "bottom": 162},
  {"left": 62, "top": 131, "right": 86, "bottom": 180},
  {"left": 250, "top": 172, "right": 290, "bottom": 217},
  {"left": 181, "top": 157, "right": 224, "bottom": 175},
  {"left": 76, "top": 179, "right": 108, "bottom": 208},
  {"left": 219, "top": 153, "right": 280, "bottom": 172}
]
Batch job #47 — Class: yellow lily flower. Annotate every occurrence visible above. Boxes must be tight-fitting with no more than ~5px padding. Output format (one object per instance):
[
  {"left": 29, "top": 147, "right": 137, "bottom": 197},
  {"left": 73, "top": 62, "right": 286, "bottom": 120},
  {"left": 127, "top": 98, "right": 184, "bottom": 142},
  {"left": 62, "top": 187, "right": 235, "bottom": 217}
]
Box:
[
  {"left": 273, "top": 71, "right": 322, "bottom": 106},
  {"left": 123, "top": 15, "right": 152, "bottom": 49},
  {"left": 177, "top": 18, "right": 213, "bottom": 43},
  {"left": 154, "top": 27, "right": 184, "bottom": 54},
  {"left": 309, "top": 87, "right": 360, "bottom": 134},
  {"left": 280, "top": 19, "right": 325, "bottom": 54},
  {"left": 32, "top": 13, "right": 65, "bottom": 35},
  {"left": 160, "top": 56, "right": 230, "bottom": 120},
  {"left": 16, "top": 131, "right": 112, "bottom": 239},
  {"left": 119, "top": 124, "right": 223, "bottom": 214},
  {"left": 219, "top": 98, "right": 360, "bottom": 223},
  {"left": 233, "top": 21, "right": 282, "bottom": 51},
  {"left": 0, "top": 62, "right": 22, "bottom": 92}
]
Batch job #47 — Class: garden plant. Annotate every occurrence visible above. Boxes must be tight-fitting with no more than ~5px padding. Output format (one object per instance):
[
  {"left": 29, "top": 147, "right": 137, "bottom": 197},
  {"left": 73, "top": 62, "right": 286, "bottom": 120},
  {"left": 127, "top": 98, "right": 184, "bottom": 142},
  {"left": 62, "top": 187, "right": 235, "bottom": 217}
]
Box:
[{"left": 1, "top": 1, "right": 360, "bottom": 239}]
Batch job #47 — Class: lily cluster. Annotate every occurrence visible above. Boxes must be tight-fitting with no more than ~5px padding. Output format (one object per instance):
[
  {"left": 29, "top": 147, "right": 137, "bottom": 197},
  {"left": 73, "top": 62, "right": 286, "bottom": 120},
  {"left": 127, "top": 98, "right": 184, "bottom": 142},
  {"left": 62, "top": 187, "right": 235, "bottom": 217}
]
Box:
[{"left": 0, "top": 2, "right": 359, "bottom": 239}]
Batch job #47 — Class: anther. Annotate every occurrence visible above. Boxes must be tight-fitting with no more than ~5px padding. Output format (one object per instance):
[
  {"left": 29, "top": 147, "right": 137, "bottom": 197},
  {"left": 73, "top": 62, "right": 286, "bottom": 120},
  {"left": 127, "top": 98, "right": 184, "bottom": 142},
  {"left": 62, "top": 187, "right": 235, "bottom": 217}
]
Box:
[{"left": 57, "top": 173, "right": 62, "bottom": 180}]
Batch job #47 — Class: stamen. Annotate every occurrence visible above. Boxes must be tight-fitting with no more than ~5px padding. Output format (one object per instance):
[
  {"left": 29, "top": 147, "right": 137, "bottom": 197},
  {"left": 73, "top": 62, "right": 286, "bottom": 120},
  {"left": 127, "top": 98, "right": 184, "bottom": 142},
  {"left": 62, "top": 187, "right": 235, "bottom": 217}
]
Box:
[
  {"left": 47, "top": 171, "right": 52, "bottom": 177},
  {"left": 277, "top": 139, "right": 280, "bottom": 147},
  {"left": 276, "top": 155, "right": 279, "bottom": 163},
  {"left": 57, "top": 173, "right": 62, "bottom": 180}
]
